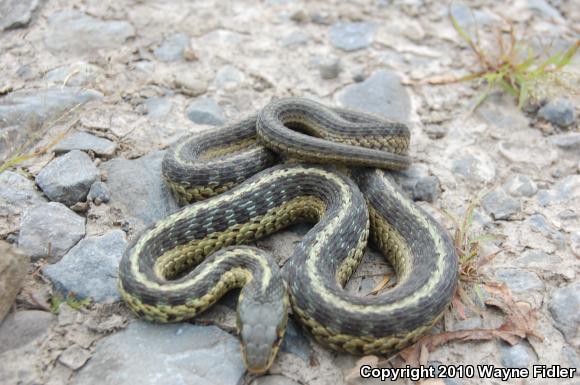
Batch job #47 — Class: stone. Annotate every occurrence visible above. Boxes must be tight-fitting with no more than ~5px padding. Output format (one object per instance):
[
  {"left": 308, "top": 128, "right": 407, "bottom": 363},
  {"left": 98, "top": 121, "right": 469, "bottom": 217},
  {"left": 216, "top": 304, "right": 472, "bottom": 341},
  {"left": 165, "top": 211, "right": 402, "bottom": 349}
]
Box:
[
  {"left": 59, "top": 345, "right": 92, "bottom": 370},
  {"left": 449, "top": 3, "right": 498, "bottom": 30},
  {"left": 43, "top": 230, "right": 126, "bottom": 303},
  {"left": 515, "top": 250, "right": 561, "bottom": 267},
  {"left": 0, "top": 242, "right": 29, "bottom": 322},
  {"left": 101, "top": 151, "right": 178, "bottom": 232},
  {"left": 451, "top": 317, "right": 483, "bottom": 331},
  {"left": 44, "top": 10, "right": 135, "bottom": 55},
  {"left": 54, "top": 132, "right": 117, "bottom": 158},
  {"left": 44, "top": 62, "right": 103, "bottom": 87},
  {"left": 494, "top": 269, "right": 544, "bottom": 293},
  {"left": 0, "top": 0, "right": 40, "bottom": 30},
  {"left": 397, "top": 166, "right": 442, "bottom": 203},
  {"left": 36, "top": 150, "right": 99, "bottom": 206},
  {"left": 154, "top": 32, "right": 189, "bottom": 62},
  {"left": 18, "top": 202, "right": 85, "bottom": 261},
  {"left": 538, "top": 98, "right": 576, "bottom": 128},
  {"left": 280, "top": 318, "right": 311, "bottom": 362},
  {"left": 482, "top": 190, "right": 520, "bottom": 220},
  {"left": 280, "top": 31, "right": 309, "bottom": 47},
  {"left": 558, "top": 209, "right": 577, "bottom": 220},
  {"left": 548, "top": 283, "right": 580, "bottom": 344},
  {"left": 503, "top": 174, "right": 538, "bottom": 197},
  {"left": 87, "top": 181, "right": 110, "bottom": 204},
  {"left": 527, "top": 0, "right": 564, "bottom": 21},
  {"left": 0, "top": 310, "right": 56, "bottom": 354},
  {"left": 0, "top": 171, "right": 45, "bottom": 238},
  {"left": 571, "top": 232, "right": 580, "bottom": 258},
  {"left": 329, "top": 21, "right": 376, "bottom": 51},
  {"left": 214, "top": 65, "right": 244, "bottom": 90},
  {"left": 499, "top": 341, "right": 536, "bottom": 368},
  {"left": 186, "top": 97, "right": 226, "bottom": 126},
  {"left": 254, "top": 375, "right": 301, "bottom": 385},
  {"left": 423, "top": 124, "right": 448, "bottom": 139},
  {"left": 537, "top": 175, "right": 580, "bottom": 206},
  {"left": 73, "top": 322, "right": 245, "bottom": 385},
  {"left": 527, "top": 214, "right": 565, "bottom": 250},
  {"left": 143, "top": 97, "right": 173, "bottom": 118},
  {"left": 551, "top": 132, "right": 580, "bottom": 152},
  {"left": 173, "top": 75, "right": 208, "bottom": 97},
  {"left": 562, "top": 345, "right": 580, "bottom": 372},
  {"left": 336, "top": 70, "right": 411, "bottom": 123},
  {"left": 318, "top": 58, "right": 341, "bottom": 80},
  {"left": 0, "top": 88, "right": 103, "bottom": 162},
  {"left": 451, "top": 153, "right": 496, "bottom": 185}
]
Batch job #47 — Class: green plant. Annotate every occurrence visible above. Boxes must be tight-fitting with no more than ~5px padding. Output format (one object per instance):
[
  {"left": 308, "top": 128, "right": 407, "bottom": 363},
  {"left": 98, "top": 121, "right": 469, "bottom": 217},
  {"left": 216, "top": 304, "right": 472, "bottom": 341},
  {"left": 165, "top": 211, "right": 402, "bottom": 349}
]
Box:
[
  {"left": 50, "top": 292, "right": 92, "bottom": 314},
  {"left": 447, "top": 5, "right": 579, "bottom": 110}
]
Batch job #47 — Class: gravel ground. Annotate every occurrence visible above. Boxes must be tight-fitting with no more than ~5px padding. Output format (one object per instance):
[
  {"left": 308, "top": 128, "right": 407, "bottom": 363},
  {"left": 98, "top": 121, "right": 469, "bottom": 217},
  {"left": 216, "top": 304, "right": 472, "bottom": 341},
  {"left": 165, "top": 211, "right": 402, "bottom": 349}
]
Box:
[{"left": 0, "top": 1, "right": 579, "bottom": 385}]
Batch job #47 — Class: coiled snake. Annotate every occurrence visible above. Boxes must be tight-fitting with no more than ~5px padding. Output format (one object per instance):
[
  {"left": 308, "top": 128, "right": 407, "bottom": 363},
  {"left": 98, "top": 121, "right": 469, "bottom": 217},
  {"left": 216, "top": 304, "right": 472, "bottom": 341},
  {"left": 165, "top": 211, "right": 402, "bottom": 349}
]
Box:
[{"left": 118, "top": 98, "right": 458, "bottom": 373}]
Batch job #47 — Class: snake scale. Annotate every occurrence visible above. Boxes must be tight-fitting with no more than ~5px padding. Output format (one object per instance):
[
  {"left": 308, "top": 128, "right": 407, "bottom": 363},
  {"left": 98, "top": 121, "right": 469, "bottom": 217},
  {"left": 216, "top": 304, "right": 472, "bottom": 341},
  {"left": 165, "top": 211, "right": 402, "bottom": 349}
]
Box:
[{"left": 118, "top": 98, "right": 458, "bottom": 373}]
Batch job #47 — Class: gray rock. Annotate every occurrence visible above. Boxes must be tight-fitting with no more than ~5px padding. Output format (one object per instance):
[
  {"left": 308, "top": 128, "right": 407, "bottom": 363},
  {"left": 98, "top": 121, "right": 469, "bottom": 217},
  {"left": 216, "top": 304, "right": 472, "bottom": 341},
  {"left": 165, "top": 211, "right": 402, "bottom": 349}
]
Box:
[
  {"left": 213, "top": 65, "right": 244, "bottom": 90},
  {"left": 43, "top": 230, "right": 127, "bottom": 303},
  {"left": 551, "top": 132, "right": 580, "bottom": 152},
  {"left": 571, "top": 232, "right": 580, "bottom": 258},
  {"left": 329, "top": 21, "right": 376, "bottom": 51},
  {"left": 0, "top": 171, "right": 45, "bottom": 237},
  {"left": 423, "top": 124, "right": 448, "bottom": 139},
  {"left": 527, "top": 0, "right": 564, "bottom": 21},
  {"left": 336, "top": 70, "right": 411, "bottom": 123},
  {"left": 537, "top": 175, "right": 580, "bottom": 206},
  {"left": 254, "top": 375, "right": 301, "bottom": 385},
  {"left": 494, "top": 269, "right": 544, "bottom": 293},
  {"left": 0, "top": 242, "right": 29, "bottom": 322},
  {"left": 280, "top": 318, "right": 311, "bottom": 362},
  {"left": 527, "top": 214, "right": 565, "bottom": 250},
  {"left": 0, "top": 310, "right": 56, "bottom": 354},
  {"left": 538, "top": 98, "right": 576, "bottom": 128},
  {"left": 397, "top": 167, "right": 442, "bottom": 203},
  {"left": 548, "top": 282, "right": 580, "bottom": 343},
  {"left": 87, "top": 181, "right": 110, "bottom": 204},
  {"left": 0, "top": 0, "right": 40, "bottom": 30},
  {"left": 18, "top": 202, "right": 85, "bottom": 261},
  {"left": 36, "top": 150, "right": 99, "bottom": 206},
  {"left": 101, "top": 151, "right": 178, "bottom": 232},
  {"left": 482, "top": 190, "right": 520, "bottom": 220},
  {"left": 451, "top": 153, "right": 496, "bottom": 185},
  {"left": 318, "top": 58, "right": 341, "bottom": 79},
  {"left": 44, "top": 11, "right": 135, "bottom": 55},
  {"left": 173, "top": 75, "right": 208, "bottom": 97},
  {"left": 515, "top": 250, "right": 561, "bottom": 267},
  {"left": 0, "top": 88, "right": 102, "bottom": 162},
  {"left": 562, "top": 345, "right": 580, "bottom": 373},
  {"left": 143, "top": 97, "right": 173, "bottom": 119},
  {"left": 154, "top": 32, "right": 189, "bottom": 62},
  {"left": 558, "top": 209, "right": 577, "bottom": 220},
  {"left": 451, "top": 317, "right": 483, "bottom": 331},
  {"left": 503, "top": 174, "right": 538, "bottom": 197},
  {"left": 54, "top": 132, "right": 117, "bottom": 158},
  {"left": 44, "top": 62, "right": 102, "bottom": 87},
  {"left": 73, "top": 322, "right": 245, "bottom": 385},
  {"left": 450, "top": 3, "right": 498, "bottom": 31},
  {"left": 281, "top": 31, "right": 309, "bottom": 47},
  {"left": 186, "top": 97, "right": 226, "bottom": 126},
  {"left": 499, "top": 341, "right": 536, "bottom": 368}
]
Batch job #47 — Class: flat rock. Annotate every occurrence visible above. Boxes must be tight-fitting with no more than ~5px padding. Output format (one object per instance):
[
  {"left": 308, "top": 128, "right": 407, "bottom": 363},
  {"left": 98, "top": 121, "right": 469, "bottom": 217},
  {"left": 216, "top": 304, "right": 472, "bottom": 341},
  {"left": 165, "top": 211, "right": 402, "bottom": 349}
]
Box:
[
  {"left": 72, "top": 322, "right": 245, "bottom": 385},
  {"left": 36, "top": 150, "right": 99, "bottom": 206},
  {"left": 515, "top": 250, "right": 561, "bottom": 269},
  {"left": 538, "top": 98, "right": 576, "bottom": 128},
  {"left": 548, "top": 282, "right": 580, "bottom": 345},
  {"left": 0, "top": 0, "right": 40, "bottom": 30},
  {"left": 18, "top": 202, "right": 85, "bottom": 261},
  {"left": 503, "top": 174, "right": 538, "bottom": 197},
  {"left": 44, "top": 10, "right": 135, "bottom": 55},
  {"left": 329, "top": 21, "right": 376, "bottom": 51},
  {"left": 318, "top": 57, "right": 341, "bottom": 79},
  {"left": 0, "top": 171, "right": 45, "bottom": 238},
  {"left": 550, "top": 132, "right": 580, "bottom": 152},
  {"left": 494, "top": 269, "right": 544, "bottom": 293},
  {"left": 87, "top": 181, "right": 110, "bottom": 204},
  {"left": 0, "top": 310, "right": 56, "bottom": 354},
  {"left": 482, "top": 190, "right": 520, "bottom": 220},
  {"left": 526, "top": 0, "right": 565, "bottom": 21},
  {"left": 0, "top": 242, "right": 29, "bottom": 322},
  {"left": 213, "top": 65, "right": 245, "bottom": 90},
  {"left": 43, "top": 230, "right": 127, "bottom": 303},
  {"left": 143, "top": 97, "right": 173, "bottom": 119},
  {"left": 537, "top": 175, "right": 580, "bottom": 206},
  {"left": 336, "top": 70, "right": 411, "bottom": 123},
  {"left": 571, "top": 232, "right": 580, "bottom": 258},
  {"left": 450, "top": 3, "right": 498, "bottom": 30},
  {"left": 101, "top": 151, "right": 178, "bottom": 232},
  {"left": 154, "top": 32, "right": 189, "bottom": 62},
  {"left": 451, "top": 152, "right": 496, "bottom": 185},
  {"left": 280, "top": 318, "right": 311, "bottom": 362},
  {"left": 44, "top": 61, "right": 103, "bottom": 87},
  {"left": 395, "top": 165, "right": 442, "bottom": 203},
  {"left": 0, "top": 87, "right": 102, "bottom": 162},
  {"left": 527, "top": 214, "right": 565, "bottom": 250},
  {"left": 54, "top": 132, "right": 117, "bottom": 158},
  {"left": 499, "top": 341, "right": 536, "bottom": 368},
  {"left": 186, "top": 97, "right": 226, "bottom": 126},
  {"left": 280, "top": 31, "right": 309, "bottom": 47}
]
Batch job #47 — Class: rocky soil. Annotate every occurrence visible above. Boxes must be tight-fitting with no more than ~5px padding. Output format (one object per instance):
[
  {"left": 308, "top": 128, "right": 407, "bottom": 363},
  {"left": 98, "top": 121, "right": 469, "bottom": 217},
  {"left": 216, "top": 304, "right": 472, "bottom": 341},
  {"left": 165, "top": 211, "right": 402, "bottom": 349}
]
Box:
[{"left": 0, "top": 1, "right": 579, "bottom": 385}]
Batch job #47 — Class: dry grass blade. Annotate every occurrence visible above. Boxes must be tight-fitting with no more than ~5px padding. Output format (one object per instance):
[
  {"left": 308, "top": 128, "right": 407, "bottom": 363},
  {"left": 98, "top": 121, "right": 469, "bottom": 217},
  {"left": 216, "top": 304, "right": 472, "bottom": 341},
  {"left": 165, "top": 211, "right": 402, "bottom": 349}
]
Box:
[{"left": 366, "top": 275, "right": 391, "bottom": 296}]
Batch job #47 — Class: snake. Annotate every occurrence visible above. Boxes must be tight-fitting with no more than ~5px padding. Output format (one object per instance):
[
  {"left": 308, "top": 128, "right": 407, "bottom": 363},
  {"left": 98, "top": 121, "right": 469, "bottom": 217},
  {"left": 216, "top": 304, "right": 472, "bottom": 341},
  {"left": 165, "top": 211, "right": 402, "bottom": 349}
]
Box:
[{"left": 118, "top": 97, "right": 458, "bottom": 373}]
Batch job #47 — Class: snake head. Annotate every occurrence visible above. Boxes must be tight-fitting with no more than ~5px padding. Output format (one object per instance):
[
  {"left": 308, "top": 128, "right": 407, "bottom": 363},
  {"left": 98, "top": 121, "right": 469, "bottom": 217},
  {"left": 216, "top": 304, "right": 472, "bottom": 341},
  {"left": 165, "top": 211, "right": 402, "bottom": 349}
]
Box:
[{"left": 237, "top": 291, "right": 289, "bottom": 374}]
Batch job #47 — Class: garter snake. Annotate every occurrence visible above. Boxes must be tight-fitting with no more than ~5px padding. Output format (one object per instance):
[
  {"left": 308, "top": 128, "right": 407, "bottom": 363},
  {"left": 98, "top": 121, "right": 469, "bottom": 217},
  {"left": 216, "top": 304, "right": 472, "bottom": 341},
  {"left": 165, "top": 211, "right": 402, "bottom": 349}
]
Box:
[{"left": 118, "top": 98, "right": 458, "bottom": 373}]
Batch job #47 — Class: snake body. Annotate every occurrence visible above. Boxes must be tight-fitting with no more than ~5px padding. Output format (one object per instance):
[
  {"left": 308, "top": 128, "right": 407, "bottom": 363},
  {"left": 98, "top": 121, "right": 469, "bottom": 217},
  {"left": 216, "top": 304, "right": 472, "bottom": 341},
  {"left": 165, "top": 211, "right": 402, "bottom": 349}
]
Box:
[{"left": 118, "top": 98, "right": 458, "bottom": 373}]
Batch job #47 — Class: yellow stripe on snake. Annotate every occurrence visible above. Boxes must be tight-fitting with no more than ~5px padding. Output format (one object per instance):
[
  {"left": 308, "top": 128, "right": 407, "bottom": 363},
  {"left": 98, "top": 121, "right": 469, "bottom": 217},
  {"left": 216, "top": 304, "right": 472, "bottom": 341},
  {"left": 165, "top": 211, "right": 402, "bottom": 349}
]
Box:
[{"left": 118, "top": 98, "right": 458, "bottom": 373}]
